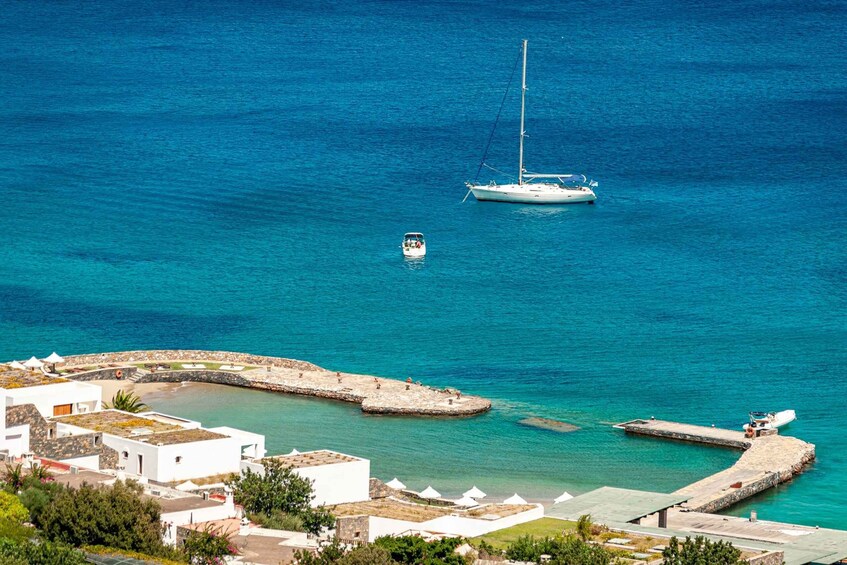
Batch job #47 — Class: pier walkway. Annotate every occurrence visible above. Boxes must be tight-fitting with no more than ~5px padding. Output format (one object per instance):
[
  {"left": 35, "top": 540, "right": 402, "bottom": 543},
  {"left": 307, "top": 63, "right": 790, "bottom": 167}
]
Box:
[
  {"left": 59, "top": 350, "right": 492, "bottom": 417},
  {"left": 615, "top": 418, "right": 815, "bottom": 513}
]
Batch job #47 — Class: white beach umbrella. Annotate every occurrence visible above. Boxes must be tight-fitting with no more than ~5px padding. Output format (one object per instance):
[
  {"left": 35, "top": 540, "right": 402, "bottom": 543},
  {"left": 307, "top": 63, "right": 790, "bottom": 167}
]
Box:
[
  {"left": 463, "top": 485, "right": 486, "bottom": 499},
  {"left": 386, "top": 478, "right": 406, "bottom": 490},
  {"left": 175, "top": 480, "right": 199, "bottom": 491},
  {"left": 554, "top": 491, "right": 574, "bottom": 504},
  {"left": 453, "top": 496, "right": 479, "bottom": 507},
  {"left": 503, "top": 493, "right": 527, "bottom": 505},
  {"left": 8, "top": 361, "right": 26, "bottom": 370},
  {"left": 44, "top": 352, "right": 64, "bottom": 364},
  {"left": 287, "top": 449, "right": 301, "bottom": 456},
  {"left": 419, "top": 486, "right": 441, "bottom": 499},
  {"left": 23, "top": 356, "right": 44, "bottom": 370}
]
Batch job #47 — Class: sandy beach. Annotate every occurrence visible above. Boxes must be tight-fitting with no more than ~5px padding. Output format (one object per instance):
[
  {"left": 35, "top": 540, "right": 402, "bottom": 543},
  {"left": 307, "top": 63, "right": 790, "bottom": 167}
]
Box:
[{"left": 91, "top": 380, "right": 183, "bottom": 405}]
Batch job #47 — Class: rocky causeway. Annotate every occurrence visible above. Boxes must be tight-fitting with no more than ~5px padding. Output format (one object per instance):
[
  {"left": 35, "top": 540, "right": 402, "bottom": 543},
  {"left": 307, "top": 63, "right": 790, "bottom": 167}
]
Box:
[{"left": 60, "top": 350, "right": 492, "bottom": 417}]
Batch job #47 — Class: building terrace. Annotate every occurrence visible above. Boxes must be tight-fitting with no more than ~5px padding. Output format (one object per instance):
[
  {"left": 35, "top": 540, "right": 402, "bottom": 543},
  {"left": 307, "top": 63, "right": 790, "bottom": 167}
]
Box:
[
  {"left": 0, "top": 368, "right": 68, "bottom": 389},
  {"left": 331, "top": 498, "right": 538, "bottom": 522},
  {"left": 267, "top": 449, "right": 362, "bottom": 469},
  {"left": 55, "top": 411, "right": 185, "bottom": 437}
]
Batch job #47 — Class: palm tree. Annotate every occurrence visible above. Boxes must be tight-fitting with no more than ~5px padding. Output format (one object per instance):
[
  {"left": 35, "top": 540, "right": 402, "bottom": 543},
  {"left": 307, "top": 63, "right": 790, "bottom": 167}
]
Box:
[
  {"left": 104, "top": 390, "right": 148, "bottom": 413},
  {"left": 3, "top": 463, "right": 24, "bottom": 490}
]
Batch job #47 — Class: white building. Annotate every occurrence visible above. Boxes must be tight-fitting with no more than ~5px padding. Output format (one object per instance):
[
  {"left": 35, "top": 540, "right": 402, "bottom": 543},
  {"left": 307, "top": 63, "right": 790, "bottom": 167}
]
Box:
[
  {"left": 0, "top": 370, "right": 101, "bottom": 418},
  {"left": 53, "top": 410, "right": 266, "bottom": 484},
  {"left": 1, "top": 389, "right": 30, "bottom": 458},
  {"left": 242, "top": 450, "right": 370, "bottom": 507}
]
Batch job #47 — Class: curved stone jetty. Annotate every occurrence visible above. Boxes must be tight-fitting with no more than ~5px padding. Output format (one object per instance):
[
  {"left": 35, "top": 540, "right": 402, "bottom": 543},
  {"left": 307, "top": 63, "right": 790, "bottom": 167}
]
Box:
[{"left": 61, "top": 350, "right": 491, "bottom": 417}]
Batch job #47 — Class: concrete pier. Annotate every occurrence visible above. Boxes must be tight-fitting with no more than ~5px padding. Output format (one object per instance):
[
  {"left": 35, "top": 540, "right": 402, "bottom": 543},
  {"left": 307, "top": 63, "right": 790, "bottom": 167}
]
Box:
[
  {"left": 59, "top": 350, "right": 492, "bottom": 417},
  {"left": 615, "top": 418, "right": 815, "bottom": 513}
]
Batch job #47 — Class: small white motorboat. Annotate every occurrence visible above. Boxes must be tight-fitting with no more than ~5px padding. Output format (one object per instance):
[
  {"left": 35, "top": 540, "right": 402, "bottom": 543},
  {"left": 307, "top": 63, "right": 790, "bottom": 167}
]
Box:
[
  {"left": 402, "top": 232, "right": 426, "bottom": 259},
  {"left": 743, "top": 409, "right": 796, "bottom": 432}
]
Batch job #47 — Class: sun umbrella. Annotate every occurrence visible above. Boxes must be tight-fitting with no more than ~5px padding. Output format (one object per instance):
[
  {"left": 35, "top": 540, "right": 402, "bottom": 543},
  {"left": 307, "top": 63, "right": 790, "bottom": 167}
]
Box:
[
  {"left": 175, "top": 480, "right": 199, "bottom": 491},
  {"left": 44, "top": 352, "right": 64, "bottom": 364},
  {"left": 453, "top": 496, "right": 479, "bottom": 507},
  {"left": 463, "top": 486, "right": 486, "bottom": 499},
  {"left": 386, "top": 478, "right": 406, "bottom": 490},
  {"left": 503, "top": 493, "right": 527, "bottom": 505},
  {"left": 23, "top": 356, "right": 44, "bottom": 370},
  {"left": 8, "top": 361, "right": 26, "bottom": 370},
  {"left": 554, "top": 491, "right": 574, "bottom": 503},
  {"left": 287, "top": 449, "right": 301, "bottom": 456},
  {"left": 419, "top": 486, "right": 441, "bottom": 499}
]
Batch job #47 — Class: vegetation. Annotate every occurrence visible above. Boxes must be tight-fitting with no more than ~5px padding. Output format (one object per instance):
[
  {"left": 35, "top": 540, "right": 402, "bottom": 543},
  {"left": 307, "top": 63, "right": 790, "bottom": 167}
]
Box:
[
  {"left": 472, "top": 517, "right": 577, "bottom": 549},
  {"left": 36, "top": 480, "right": 179, "bottom": 559},
  {"left": 226, "top": 459, "right": 335, "bottom": 535},
  {"left": 662, "top": 535, "right": 744, "bottom": 565},
  {"left": 104, "top": 390, "right": 149, "bottom": 413},
  {"left": 0, "top": 491, "right": 29, "bottom": 524},
  {"left": 0, "top": 537, "right": 88, "bottom": 565},
  {"left": 576, "top": 513, "right": 593, "bottom": 541},
  {"left": 504, "top": 534, "right": 612, "bottom": 565},
  {"left": 294, "top": 536, "right": 468, "bottom": 565},
  {"left": 182, "top": 524, "right": 237, "bottom": 564}
]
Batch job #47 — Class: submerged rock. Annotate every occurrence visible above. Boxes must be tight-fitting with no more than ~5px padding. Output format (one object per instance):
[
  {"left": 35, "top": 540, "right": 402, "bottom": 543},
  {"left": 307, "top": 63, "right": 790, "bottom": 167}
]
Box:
[{"left": 519, "top": 417, "right": 580, "bottom": 433}]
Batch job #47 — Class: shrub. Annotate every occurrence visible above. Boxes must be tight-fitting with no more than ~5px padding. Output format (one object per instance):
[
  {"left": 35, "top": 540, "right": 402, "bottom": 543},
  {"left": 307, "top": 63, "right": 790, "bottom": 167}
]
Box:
[
  {"left": 505, "top": 534, "right": 611, "bottom": 565},
  {"left": 182, "top": 524, "right": 237, "bottom": 564},
  {"left": 662, "top": 535, "right": 744, "bottom": 565},
  {"left": 0, "top": 537, "right": 88, "bottom": 565},
  {"left": 37, "top": 480, "right": 171, "bottom": 557},
  {"left": 0, "top": 491, "right": 29, "bottom": 524}
]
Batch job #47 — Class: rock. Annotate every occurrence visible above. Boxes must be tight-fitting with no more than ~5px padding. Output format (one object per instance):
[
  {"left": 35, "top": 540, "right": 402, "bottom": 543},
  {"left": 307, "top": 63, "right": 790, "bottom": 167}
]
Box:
[{"left": 519, "top": 417, "right": 580, "bottom": 433}]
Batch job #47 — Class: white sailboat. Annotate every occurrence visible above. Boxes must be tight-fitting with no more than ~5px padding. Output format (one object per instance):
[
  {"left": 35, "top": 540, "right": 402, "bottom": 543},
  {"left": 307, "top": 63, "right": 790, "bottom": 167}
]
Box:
[{"left": 464, "top": 40, "right": 597, "bottom": 205}]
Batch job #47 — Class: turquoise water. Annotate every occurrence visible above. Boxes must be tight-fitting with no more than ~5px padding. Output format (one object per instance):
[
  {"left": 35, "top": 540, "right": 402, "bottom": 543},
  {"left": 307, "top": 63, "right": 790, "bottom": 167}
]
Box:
[{"left": 1, "top": 0, "right": 845, "bottom": 527}]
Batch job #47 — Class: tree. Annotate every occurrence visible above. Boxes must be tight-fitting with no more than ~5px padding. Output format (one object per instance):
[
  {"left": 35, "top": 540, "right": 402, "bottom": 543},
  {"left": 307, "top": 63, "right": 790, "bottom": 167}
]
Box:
[
  {"left": 182, "top": 523, "right": 237, "bottom": 564},
  {"left": 662, "top": 535, "right": 744, "bottom": 565},
  {"left": 505, "top": 534, "right": 611, "bottom": 565},
  {"left": 104, "top": 390, "right": 148, "bottom": 413},
  {"left": 0, "top": 538, "right": 88, "bottom": 565},
  {"left": 576, "top": 514, "right": 593, "bottom": 541},
  {"left": 373, "top": 535, "right": 467, "bottom": 565},
  {"left": 338, "top": 545, "right": 397, "bottom": 564},
  {"left": 37, "top": 480, "right": 168, "bottom": 557},
  {"left": 226, "top": 459, "right": 335, "bottom": 535}
]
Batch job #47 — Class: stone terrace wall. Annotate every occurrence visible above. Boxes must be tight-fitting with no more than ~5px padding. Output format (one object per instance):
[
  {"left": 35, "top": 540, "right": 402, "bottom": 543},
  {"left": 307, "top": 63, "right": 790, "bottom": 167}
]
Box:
[
  {"left": 63, "top": 350, "right": 321, "bottom": 371},
  {"left": 335, "top": 515, "right": 369, "bottom": 545},
  {"left": 746, "top": 551, "right": 784, "bottom": 565}
]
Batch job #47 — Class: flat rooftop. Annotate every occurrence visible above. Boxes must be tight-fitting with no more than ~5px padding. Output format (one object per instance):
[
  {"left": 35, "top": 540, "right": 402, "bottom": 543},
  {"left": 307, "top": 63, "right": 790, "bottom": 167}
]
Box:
[
  {"left": 546, "top": 487, "right": 690, "bottom": 523},
  {"left": 0, "top": 368, "right": 69, "bottom": 389},
  {"left": 330, "top": 498, "right": 536, "bottom": 523},
  {"left": 55, "top": 410, "right": 227, "bottom": 445},
  {"left": 269, "top": 450, "right": 362, "bottom": 469}
]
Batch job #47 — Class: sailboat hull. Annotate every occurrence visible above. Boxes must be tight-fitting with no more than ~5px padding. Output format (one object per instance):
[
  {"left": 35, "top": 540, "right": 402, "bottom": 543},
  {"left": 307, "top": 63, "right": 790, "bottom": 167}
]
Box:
[{"left": 471, "top": 184, "right": 596, "bottom": 205}]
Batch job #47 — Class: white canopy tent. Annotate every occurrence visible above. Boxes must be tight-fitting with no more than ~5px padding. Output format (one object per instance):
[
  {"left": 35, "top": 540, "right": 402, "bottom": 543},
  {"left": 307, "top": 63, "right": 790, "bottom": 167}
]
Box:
[
  {"left": 287, "top": 449, "right": 301, "bottom": 456},
  {"left": 23, "top": 356, "right": 44, "bottom": 370},
  {"left": 554, "top": 491, "right": 574, "bottom": 503},
  {"left": 419, "top": 486, "right": 441, "bottom": 499},
  {"left": 453, "top": 496, "right": 479, "bottom": 507},
  {"left": 503, "top": 493, "right": 527, "bottom": 505},
  {"left": 8, "top": 361, "right": 26, "bottom": 370},
  {"left": 386, "top": 478, "right": 406, "bottom": 490},
  {"left": 463, "top": 486, "right": 486, "bottom": 499}
]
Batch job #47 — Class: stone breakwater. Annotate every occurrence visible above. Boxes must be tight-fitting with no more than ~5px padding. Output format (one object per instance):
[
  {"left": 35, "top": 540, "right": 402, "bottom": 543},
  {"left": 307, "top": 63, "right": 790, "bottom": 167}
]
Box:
[{"left": 62, "top": 350, "right": 491, "bottom": 417}]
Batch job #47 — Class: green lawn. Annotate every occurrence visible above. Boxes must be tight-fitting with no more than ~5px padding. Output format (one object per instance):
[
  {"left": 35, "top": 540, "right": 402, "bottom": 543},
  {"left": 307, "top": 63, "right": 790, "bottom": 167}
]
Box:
[{"left": 473, "top": 518, "right": 576, "bottom": 549}]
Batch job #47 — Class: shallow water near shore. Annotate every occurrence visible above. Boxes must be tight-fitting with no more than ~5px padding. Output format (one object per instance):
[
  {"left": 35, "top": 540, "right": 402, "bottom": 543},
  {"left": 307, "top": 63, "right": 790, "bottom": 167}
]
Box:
[{"left": 1, "top": 0, "right": 845, "bottom": 527}]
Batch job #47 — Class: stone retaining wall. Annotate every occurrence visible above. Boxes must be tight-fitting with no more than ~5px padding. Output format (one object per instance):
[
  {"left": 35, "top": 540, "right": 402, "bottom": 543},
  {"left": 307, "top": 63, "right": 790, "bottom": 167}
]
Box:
[
  {"left": 335, "top": 515, "right": 369, "bottom": 545},
  {"left": 746, "top": 550, "right": 784, "bottom": 565}
]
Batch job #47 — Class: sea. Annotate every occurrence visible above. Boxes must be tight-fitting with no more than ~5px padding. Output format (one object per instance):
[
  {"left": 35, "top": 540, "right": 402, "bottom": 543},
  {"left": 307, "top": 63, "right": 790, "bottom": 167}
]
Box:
[{"left": 0, "top": 0, "right": 845, "bottom": 528}]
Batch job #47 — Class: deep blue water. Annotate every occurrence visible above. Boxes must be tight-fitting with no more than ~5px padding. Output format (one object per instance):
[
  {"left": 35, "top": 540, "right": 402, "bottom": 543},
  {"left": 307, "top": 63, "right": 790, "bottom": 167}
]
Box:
[{"left": 1, "top": 0, "right": 845, "bottom": 528}]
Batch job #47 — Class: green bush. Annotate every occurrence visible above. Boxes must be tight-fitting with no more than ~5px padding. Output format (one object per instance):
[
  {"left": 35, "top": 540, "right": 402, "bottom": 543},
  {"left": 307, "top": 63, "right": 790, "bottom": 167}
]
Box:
[
  {"left": 37, "top": 480, "right": 174, "bottom": 558},
  {"left": 662, "top": 535, "right": 744, "bottom": 565},
  {"left": 0, "top": 491, "right": 29, "bottom": 524},
  {"left": 505, "top": 534, "right": 611, "bottom": 565},
  {"left": 182, "top": 524, "right": 237, "bottom": 564},
  {"left": 0, "top": 537, "right": 88, "bottom": 565},
  {"left": 373, "top": 535, "right": 467, "bottom": 565},
  {"left": 251, "top": 510, "right": 305, "bottom": 531}
]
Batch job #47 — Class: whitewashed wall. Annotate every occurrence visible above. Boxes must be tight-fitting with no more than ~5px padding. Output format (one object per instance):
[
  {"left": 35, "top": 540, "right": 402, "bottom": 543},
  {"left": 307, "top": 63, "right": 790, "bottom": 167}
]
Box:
[{"left": 7, "top": 382, "right": 101, "bottom": 417}]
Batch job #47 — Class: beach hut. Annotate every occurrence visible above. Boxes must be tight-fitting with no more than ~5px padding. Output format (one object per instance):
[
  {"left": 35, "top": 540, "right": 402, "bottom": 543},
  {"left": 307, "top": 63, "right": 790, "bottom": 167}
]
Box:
[
  {"left": 419, "top": 486, "right": 441, "bottom": 499},
  {"left": 23, "top": 356, "right": 44, "bottom": 371},
  {"left": 8, "top": 361, "right": 26, "bottom": 370},
  {"left": 386, "top": 478, "right": 406, "bottom": 490},
  {"left": 463, "top": 485, "right": 486, "bottom": 499},
  {"left": 503, "top": 493, "right": 527, "bottom": 505},
  {"left": 453, "top": 496, "right": 479, "bottom": 507},
  {"left": 43, "top": 352, "right": 64, "bottom": 373},
  {"left": 554, "top": 491, "right": 573, "bottom": 503}
]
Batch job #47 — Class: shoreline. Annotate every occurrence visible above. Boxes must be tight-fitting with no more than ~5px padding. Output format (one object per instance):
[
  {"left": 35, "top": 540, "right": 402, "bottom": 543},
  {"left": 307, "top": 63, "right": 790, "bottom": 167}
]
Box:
[{"left": 61, "top": 349, "right": 492, "bottom": 417}]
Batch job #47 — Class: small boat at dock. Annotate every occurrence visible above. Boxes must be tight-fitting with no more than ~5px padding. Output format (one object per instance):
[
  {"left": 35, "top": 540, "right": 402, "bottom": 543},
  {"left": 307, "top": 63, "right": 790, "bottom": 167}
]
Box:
[
  {"left": 743, "top": 409, "right": 796, "bottom": 432},
  {"left": 402, "top": 232, "right": 426, "bottom": 259}
]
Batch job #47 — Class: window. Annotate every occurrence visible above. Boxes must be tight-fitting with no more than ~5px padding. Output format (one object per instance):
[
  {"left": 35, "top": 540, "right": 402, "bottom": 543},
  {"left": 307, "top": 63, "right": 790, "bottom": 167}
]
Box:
[
  {"left": 175, "top": 456, "right": 182, "bottom": 464},
  {"left": 121, "top": 451, "right": 129, "bottom": 459},
  {"left": 48, "top": 428, "right": 55, "bottom": 439},
  {"left": 93, "top": 435, "right": 102, "bottom": 447}
]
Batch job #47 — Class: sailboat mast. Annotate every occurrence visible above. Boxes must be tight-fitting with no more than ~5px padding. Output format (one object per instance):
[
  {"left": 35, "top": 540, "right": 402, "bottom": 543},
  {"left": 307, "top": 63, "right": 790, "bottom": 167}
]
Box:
[{"left": 518, "top": 39, "right": 528, "bottom": 186}]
